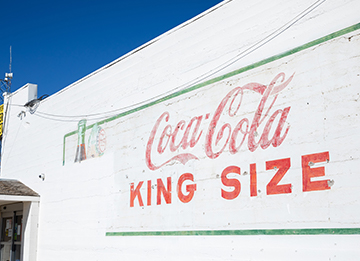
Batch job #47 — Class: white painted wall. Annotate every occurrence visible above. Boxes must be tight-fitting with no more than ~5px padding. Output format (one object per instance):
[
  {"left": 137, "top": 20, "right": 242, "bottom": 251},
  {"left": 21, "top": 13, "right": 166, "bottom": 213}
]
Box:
[
  {"left": 22, "top": 201, "right": 40, "bottom": 261},
  {"left": 1, "top": 0, "right": 360, "bottom": 260}
]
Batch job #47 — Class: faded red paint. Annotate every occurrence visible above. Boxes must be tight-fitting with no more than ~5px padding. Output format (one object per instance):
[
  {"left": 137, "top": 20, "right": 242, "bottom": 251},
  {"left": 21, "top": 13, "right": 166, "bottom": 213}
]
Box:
[
  {"left": 131, "top": 152, "right": 331, "bottom": 208},
  {"left": 250, "top": 163, "right": 257, "bottom": 197},
  {"left": 146, "top": 72, "right": 294, "bottom": 171},
  {"left": 131, "top": 174, "right": 198, "bottom": 207},
  {"left": 130, "top": 181, "right": 144, "bottom": 207},
  {"left": 302, "top": 152, "right": 330, "bottom": 192},
  {"left": 157, "top": 177, "right": 172, "bottom": 205},
  {"left": 146, "top": 112, "right": 200, "bottom": 171},
  {"left": 221, "top": 166, "right": 241, "bottom": 200},
  {"left": 266, "top": 158, "right": 291, "bottom": 195},
  {"left": 147, "top": 180, "right": 152, "bottom": 206},
  {"left": 177, "top": 173, "right": 197, "bottom": 203},
  {"left": 219, "top": 151, "right": 331, "bottom": 201}
]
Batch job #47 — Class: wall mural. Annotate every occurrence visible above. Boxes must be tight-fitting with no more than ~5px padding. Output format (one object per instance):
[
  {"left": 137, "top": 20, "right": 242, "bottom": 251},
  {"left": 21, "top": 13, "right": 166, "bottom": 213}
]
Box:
[
  {"left": 73, "top": 119, "right": 106, "bottom": 163},
  {"left": 61, "top": 23, "right": 360, "bottom": 235}
]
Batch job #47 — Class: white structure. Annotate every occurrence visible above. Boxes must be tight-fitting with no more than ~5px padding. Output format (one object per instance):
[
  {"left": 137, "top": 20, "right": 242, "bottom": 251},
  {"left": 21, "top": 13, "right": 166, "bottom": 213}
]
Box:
[{"left": 1, "top": 0, "right": 359, "bottom": 260}]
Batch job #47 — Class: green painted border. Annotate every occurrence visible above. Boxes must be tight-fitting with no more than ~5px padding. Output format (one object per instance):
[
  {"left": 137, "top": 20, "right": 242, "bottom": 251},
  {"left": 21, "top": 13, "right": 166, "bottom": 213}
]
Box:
[
  {"left": 62, "top": 22, "right": 360, "bottom": 165},
  {"left": 104, "top": 23, "right": 360, "bottom": 237},
  {"left": 106, "top": 228, "right": 360, "bottom": 236}
]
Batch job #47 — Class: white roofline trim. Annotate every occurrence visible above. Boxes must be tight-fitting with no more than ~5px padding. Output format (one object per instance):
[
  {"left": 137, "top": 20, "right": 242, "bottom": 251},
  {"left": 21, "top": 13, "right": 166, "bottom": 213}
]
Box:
[{"left": 0, "top": 195, "right": 40, "bottom": 202}]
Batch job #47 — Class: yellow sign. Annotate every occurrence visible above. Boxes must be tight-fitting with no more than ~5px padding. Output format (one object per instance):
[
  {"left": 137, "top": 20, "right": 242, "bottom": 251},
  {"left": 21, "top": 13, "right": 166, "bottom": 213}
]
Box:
[{"left": 0, "top": 104, "right": 3, "bottom": 137}]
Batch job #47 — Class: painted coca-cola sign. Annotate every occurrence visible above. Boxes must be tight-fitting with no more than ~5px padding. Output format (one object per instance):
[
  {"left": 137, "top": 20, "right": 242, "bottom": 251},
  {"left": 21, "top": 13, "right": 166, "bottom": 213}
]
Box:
[
  {"left": 129, "top": 71, "right": 332, "bottom": 209},
  {"left": 61, "top": 25, "right": 360, "bottom": 235},
  {"left": 146, "top": 72, "right": 294, "bottom": 171}
]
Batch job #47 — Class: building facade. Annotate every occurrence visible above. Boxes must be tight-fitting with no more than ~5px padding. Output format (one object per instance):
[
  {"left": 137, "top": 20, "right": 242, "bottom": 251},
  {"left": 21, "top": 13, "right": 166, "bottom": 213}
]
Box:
[{"left": 1, "top": 0, "right": 360, "bottom": 260}]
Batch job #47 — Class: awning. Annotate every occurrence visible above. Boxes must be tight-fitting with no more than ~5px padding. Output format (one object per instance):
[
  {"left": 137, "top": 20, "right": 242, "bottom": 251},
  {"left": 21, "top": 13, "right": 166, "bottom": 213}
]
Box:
[{"left": 0, "top": 179, "right": 40, "bottom": 204}]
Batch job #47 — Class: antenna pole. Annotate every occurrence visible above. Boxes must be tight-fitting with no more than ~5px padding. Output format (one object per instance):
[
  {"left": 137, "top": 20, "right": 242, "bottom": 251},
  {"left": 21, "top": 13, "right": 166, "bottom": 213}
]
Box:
[
  {"left": 9, "top": 46, "right": 12, "bottom": 73},
  {"left": 0, "top": 46, "right": 13, "bottom": 103}
]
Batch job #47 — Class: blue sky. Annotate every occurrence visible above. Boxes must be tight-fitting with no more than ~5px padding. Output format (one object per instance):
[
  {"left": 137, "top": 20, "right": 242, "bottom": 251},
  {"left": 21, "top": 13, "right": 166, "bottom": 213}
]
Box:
[{"left": 0, "top": 0, "right": 223, "bottom": 98}]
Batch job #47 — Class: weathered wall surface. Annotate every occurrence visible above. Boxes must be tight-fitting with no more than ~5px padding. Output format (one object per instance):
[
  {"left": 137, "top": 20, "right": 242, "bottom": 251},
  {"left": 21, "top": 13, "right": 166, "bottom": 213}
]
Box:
[{"left": 1, "top": 0, "right": 360, "bottom": 260}]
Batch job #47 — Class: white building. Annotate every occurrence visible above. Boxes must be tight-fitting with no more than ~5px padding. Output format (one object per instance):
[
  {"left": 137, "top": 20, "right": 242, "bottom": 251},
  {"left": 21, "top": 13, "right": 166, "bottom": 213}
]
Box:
[{"left": 1, "top": 0, "right": 359, "bottom": 260}]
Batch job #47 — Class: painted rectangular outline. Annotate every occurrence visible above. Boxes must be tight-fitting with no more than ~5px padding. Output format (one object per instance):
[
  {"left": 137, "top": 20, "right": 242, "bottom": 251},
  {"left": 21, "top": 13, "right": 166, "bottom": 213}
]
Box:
[
  {"left": 106, "top": 228, "right": 360, "bottom": 236},
  {"left": 62, "top": 22, "right": 360, "bottom": 165},
  {"left": 103, "top": 23, "right": 360, "bottom": 236},
  {"left": 104, "top": 23, "right": 360, "bottom": 236}
]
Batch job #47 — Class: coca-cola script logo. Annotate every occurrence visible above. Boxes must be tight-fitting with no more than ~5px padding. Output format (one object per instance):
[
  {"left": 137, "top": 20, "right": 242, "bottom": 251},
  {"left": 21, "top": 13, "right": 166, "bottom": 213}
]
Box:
[{"left": 146, "top": 72, "right": 294, "bottom": 171}]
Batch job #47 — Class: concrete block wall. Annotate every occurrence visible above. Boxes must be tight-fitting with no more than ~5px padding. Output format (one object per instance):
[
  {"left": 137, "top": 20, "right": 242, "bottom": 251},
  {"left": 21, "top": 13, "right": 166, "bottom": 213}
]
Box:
[{"left": 1, "top": 0, "right": 360, "bottom": 260}]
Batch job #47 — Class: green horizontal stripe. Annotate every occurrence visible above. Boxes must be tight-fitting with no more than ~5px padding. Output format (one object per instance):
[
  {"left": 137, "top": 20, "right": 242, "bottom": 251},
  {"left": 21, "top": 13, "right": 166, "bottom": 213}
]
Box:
[
  {"left": 62, "top": 22, "right": 360, "bottom": 165},
  {"left": 106, "top": 228, "right": 360, "bottom": 236},
  {"left": 84, "top": 22, "right": 360, "bottom": 126},
  {"left": 67, "top": 22, "right": 360, "bottom": 130}
]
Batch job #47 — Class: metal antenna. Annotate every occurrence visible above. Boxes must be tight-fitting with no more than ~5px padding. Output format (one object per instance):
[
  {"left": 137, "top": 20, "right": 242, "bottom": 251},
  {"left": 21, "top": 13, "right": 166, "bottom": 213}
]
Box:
[
  {"left": 9, "top": 46, "right": 12, "bottom": 73},
  {"left": 0, "top": 46, "right": 13, "bottom": 103}
]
